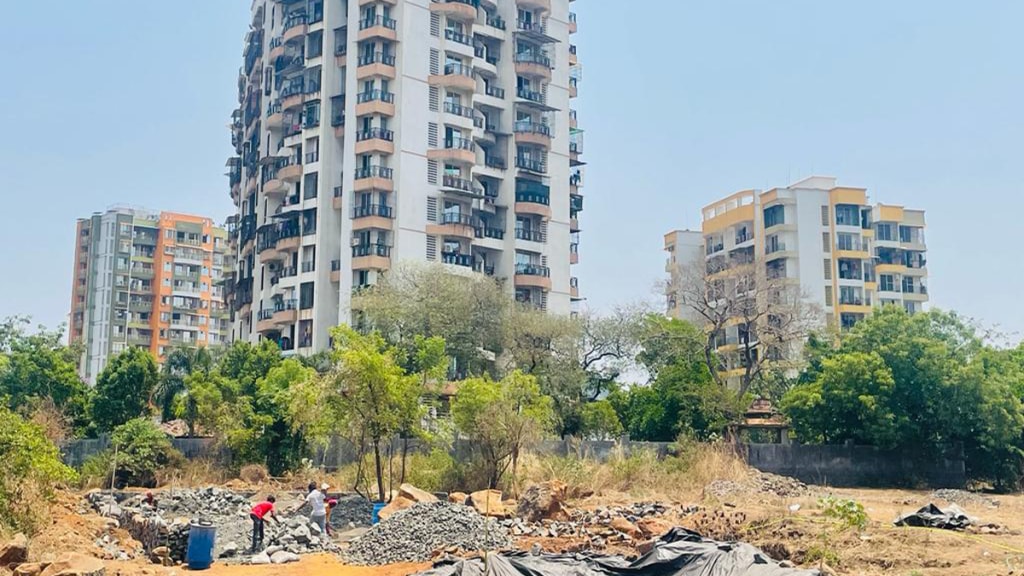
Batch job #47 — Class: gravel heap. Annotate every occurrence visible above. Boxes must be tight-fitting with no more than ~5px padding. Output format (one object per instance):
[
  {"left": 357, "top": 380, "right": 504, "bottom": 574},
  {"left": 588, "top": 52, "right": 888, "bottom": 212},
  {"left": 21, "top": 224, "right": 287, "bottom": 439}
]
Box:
[
  {"left": 501, "top": 502, "right": 698, "bottom": 549},
  {"left": 86, "top": 488, "right": 338, "bottom": 562},
  {"left": 705, "top": 471, "right": 808, "bottom": 499},
  {"left": 345, "top": 502, "right": 512, "bottom": 565},
  {"left": 328, "top": 494, "right": 374, "bottom": 529},
  {"left": 930, "top": 489, "right": 1000, "bottom": 509}
]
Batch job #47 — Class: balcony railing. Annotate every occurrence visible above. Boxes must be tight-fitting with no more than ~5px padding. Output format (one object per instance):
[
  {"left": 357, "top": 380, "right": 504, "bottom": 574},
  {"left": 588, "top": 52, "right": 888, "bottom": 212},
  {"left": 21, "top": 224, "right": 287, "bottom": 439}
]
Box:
[
  {"left": 301, "top": 261, "right": 316, "bottom": 273},
  {"left": 352, "top": 244, "right": 392, "bottom": 258},
  {"left": 515, "top": 156, "right": 546, "bottom": 173},
  {"left": 515, "top": 263, "right": 550, "bottom": 277},
  {"left": 766, "top": 242, "right": 787, "bottom": 254},
  {"left": 359, "top": 15, "right": 397, "bottom": 31},
  {"left": 515, "top": 190, "right": 550, "bottom": 205},
  {"left": 440, "top": 212, "right": 475, "bottom": 227},
  {"left": 515, "top": 51, "right": 553, "bottom": 69},
  {"left": 486, "top": 16, "right": 507, "bottom": 30},
  {"left": 485, "top": 156, "right": 506, "bottom": 169},
  {"left": 356, "top": 127, "right": 395, "bottom": 142},
  {"left": 352, "top": 204, "right": 394, "bottom": 218},
  {"left": 445, "top": 29, "right": 472, "bottom": 46},
  {"left": 443, "top": 136, "right": 474, "bottom": 150},
  {"left": 443, "top": 62, "right": 473, "bottom": 76},
  {"left": 441, "top": 252, "right": 474, "bottom": 268},
  {"left": 443, "top": 101, "right": 475, "bottom": 119},
  {"left": 442, "top": 175, "right": 480, "bottom": 194},
  {"left": 358, "top": 52, "right": 396, "bottom": 66},
  {"left": 354, "top": 165, "right": 394, "bottom": 180},
  {"left": 475, "top": 226, "right": 505, "bottom": 240},
  {"left": 485, "top": 85, "right": 506, "bottom": 99},
  {"left": 356, "top": 89, "right": 395, "bottom": 104},
  {"left": 515, "top": 228, "right": 545, "bottom": 243},
  {"left": 283, "top": 11, "right": 308, "bottom": 32},
  {"left": 516, "top": 20, "right": 546, "bottom": 34},
  {"left": 514, "top": 121, "right": 552, "bottom": 137},
  {"left": 516, "top": 87, "right": 544, "bottom": 103},
  {"left": 331, "top": 260, "right": 342, "bottom": 271}
]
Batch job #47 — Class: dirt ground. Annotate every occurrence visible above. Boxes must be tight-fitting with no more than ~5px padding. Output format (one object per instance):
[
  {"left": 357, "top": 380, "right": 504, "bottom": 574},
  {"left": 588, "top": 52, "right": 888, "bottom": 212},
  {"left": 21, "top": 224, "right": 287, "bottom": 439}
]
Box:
[{"left": 13, "top": 486, "right": 1024, "bottom": 576}]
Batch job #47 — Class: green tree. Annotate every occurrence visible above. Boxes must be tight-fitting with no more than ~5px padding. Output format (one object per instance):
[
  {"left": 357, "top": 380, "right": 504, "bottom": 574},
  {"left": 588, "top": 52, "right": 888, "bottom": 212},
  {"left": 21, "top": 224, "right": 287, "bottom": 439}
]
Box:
[
  {"left": 91, "top": 347, "right": 159, "bottom": 432},
  {"left": 451, "top": 370, "right": 554, "bottom": 488},
  {"left": 108, "top": 417, "right": 183, "bottom": 487},
  {"left": 579, "top": 400, "right": 624, "bottom": 440},
  {"left": 156, "top": 346, "right": 214, "bottom": 421},
  {"left": 0, "top": 317, "right": 91, "bottom": 436},
  {"left": 0, "top": 406, "right": 77, "bottom": 533},
  {"left": 254, "top": 359, "right": 318, "bottom": 474}
]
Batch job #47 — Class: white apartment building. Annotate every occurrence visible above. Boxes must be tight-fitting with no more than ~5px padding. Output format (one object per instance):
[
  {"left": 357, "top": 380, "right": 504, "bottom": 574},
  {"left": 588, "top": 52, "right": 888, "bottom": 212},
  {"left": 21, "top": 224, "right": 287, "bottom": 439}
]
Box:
[{"left": 226, "top": 0, "right": 585, "bottom": 353}]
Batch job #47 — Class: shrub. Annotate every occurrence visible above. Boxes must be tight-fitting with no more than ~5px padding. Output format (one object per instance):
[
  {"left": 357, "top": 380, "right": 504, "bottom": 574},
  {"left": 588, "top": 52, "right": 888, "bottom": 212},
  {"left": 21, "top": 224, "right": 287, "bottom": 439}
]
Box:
[
  {"left": 0, "top": 407, "right": 77, "bottom": 534},
  {"left": 239, "top": 463, "right": 270, "bottom": 484},
  {"left": 81, "top": 418, "right": 184, "bottom": 488},
  {"left": 818, "top": 496, "right": 868, "bottom": 530}
]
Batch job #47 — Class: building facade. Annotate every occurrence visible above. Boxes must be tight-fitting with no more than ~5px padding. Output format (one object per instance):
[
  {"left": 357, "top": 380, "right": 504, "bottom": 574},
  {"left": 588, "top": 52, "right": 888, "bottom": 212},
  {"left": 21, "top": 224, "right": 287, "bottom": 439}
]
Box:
[
  {"left": 225, "top": 0, "right": 584, "bottom": 354},
  {"left": 69, "top": 208, "right": 229, "bottom": 383},
  {"left": 664, "top": 176, "right": 928, "bottom": 381}
]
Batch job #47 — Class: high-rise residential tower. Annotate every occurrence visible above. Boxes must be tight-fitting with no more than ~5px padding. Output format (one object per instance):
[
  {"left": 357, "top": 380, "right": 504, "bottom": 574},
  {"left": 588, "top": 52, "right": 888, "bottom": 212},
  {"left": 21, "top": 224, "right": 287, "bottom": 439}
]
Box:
[
  {"left": 69, "top": 208, "right": 229, "bottom": 383},
  {"left": 664, "top": 177, "right": 928, "bottom": 384},
  {"left": 226, "top": 0, "right": 585, "bottom": 353}
]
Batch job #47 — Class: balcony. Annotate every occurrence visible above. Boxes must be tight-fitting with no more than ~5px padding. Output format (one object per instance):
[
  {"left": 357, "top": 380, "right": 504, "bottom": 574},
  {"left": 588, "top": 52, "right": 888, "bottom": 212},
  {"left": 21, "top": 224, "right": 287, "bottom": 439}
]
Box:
[
  {"left": 440, "top": 173, "right": 483, "bottom": 197},
  {"left": 570, "top": 277, "right": 580, "bottom": 300},
  {"left": 443, "top": 100, "right": 476, "bottom": 120},
  {"left": 356, "top": 51, "right": 397, "bottom": 79},
  {"left": 269, "top": 36, "right": 286, "bottom": 60},
  {"left": 273, "top": 299, "right": 299, "bottom": 326},
  {"left": 475, "top": 225, "right": 505, "bottom": 241},
  {"left": 515, "top": 155, "right": 547, "bottom": 174},
  {"left": 430, "top": 0, "right": 477, "bottom": 22},
  {"left": 334, "top": 30, "right": 348, "bottom": 66},
  {"left": 355, "top": 89, "right": 396, "bottom": 116},
  {"left": 279, "top": 160, "right": 303, "bottom": 182},
  {"left": 444, "top": 28, "right": 473, "bottom": 47},
  {"left": 570, "top": 242, "right": 579, "bottom": 264},
  {"left": 429, "top": 62, "right": 476, "bottom": 92},
  {"left": 428, "top": 136, "right": 476, "bottom": 165},
  {"left": 352, "top": 204, "right": 394, "bottom": 230},
  {"left": 485, "top": 155, "right": 506, "bottom": 170},
  {"left": 515, "top": 263, "right": 552, "bottom": 290},
  {"left": 515, "top": 52, "right": 553, "bottom": 81},
  {"left": 515, "top": 19, "right": 556, "bottom": 44},
  {"left": 428, "top": 212, "right": 477, "bottom": 240},
  {"left": 514, "top": 121, "right": 552, "bottom": 148},
  {"left": 515, "top": 190, "right": 551, "bottom": 219},
  {"left": 516, "top": 0, "right": 551, "bottom": 13},
  {"left": 515, "top": 228, "right": 545, "bottom": 243},
  {"left": 441, "top": 252, "right": 475, "bottom": 268},
  {"left": 333, "top": 186, "right": 344, "bottom": 210},
  {"left": 357, "top": 15, "right": 398, "bottom": 41},
  {"left": 280, "top": 81, "right": 306, "bottom": 110},
  {"left": 282, "top": 12, "right": 308, "bottom": 42},
  {"left": 569, "top": 12, "right": 577, "bottom": 34},
  {"left": 353, "top": 165, "right": 395, "bottom": 192},
  {"left": 330, "top": 260, "right": 342, "bottom": 283},
  {"left": 352, "top": 244, "right": 392, "bottom": 270},
  {"left": 355, "top": 127, "right": 396, "bottom": 155}
]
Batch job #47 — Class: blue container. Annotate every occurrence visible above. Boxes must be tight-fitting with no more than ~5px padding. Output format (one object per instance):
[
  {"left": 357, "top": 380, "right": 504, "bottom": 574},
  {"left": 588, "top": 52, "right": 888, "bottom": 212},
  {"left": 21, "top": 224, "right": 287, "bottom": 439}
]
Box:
[
  {"left": 186, "top": 521, "right": 217, "bottom": 570},
  {"left": 372, "top": 503, "right": 387, "bottom": 525}
]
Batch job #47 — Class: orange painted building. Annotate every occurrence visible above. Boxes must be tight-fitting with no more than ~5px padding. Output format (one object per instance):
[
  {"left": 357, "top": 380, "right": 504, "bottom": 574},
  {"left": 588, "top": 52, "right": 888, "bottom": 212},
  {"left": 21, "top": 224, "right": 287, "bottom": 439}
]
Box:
[{"left": 69, "top": 207, "right": 228, "bottom": 384}]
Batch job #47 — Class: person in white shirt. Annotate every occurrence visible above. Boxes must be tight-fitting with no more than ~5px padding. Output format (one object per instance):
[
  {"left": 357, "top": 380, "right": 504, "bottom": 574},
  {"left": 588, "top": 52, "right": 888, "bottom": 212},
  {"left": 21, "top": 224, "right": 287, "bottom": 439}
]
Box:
[{"left": 305, "top": 482, "right": 328, "bottom": 534}]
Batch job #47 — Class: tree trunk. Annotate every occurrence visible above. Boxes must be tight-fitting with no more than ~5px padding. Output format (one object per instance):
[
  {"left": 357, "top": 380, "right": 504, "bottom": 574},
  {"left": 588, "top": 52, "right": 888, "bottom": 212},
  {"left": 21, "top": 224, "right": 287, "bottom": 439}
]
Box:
[
  {"left": 400, "top": 436, "right": 409, "bottom": 485},
  {"left": 373, "top": 439, "right": 386, "bottom": 503}
]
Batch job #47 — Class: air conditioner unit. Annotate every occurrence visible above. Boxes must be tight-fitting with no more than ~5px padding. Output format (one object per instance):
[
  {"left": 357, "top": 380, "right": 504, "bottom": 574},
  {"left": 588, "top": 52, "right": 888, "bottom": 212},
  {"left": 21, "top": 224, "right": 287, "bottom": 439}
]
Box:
[{"left": 351, "top": 238, "right": 362, "bottom": 247}]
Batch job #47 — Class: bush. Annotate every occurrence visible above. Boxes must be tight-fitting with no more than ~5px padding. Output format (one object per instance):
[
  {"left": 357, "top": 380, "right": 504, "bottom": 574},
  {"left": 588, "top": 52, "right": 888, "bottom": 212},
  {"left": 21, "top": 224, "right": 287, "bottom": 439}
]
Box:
[
  {"left": 818, "top": 496, "right": 868, "bottom": 530},
  {"left": 81, "top": 418, "right": 184, "bottom": 488},
  {"left": 239, "top": 464, "right": 270, "bottom": 484},
  {"left": 0, "top": 407, "right": 77, "bottom": 534}
]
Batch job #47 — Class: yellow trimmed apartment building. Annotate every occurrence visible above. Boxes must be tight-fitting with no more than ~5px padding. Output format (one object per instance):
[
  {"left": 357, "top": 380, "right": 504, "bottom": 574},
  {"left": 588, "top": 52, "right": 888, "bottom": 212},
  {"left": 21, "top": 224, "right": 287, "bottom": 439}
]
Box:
[{"left": 664, "top": 176, "right": 928, "bottom": 333}]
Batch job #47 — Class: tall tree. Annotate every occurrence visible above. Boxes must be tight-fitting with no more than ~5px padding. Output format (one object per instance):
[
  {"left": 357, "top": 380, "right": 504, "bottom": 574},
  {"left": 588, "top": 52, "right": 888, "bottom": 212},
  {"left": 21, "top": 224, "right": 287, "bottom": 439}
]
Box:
[
  {"left": 157, "top": 346, "right": 214, "bottom": 421},
  {"left": 90, "top": 347, "right": 159, "bottom": 433}
]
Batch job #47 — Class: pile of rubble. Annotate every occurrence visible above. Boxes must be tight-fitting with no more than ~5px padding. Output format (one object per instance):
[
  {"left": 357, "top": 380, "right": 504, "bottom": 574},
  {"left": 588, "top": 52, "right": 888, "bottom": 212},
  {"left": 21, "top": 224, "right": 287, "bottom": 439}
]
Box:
[
  {"left": 345, "top": 502, "right": 512, "bottom": 565},
  {"left": 930, "top": 489, "right": 1000, "bottom": 509},
  {"left": 502, "top": 501, "right": 695, "bottom": 550},
  {"left": 86, "top": 487, "right": 337, "bottom": 563},
  {"left": 705, "top": 471, "right": 808, "bottom": 499}
]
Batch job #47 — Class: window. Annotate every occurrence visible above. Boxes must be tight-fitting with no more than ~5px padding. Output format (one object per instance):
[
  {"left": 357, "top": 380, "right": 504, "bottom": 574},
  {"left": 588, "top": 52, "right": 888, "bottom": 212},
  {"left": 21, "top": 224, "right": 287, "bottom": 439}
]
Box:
[
  {"left": 835, "top": 204, "right": 860, "bottom": 226},
  {"left": 876, "top": 223, "right": 894, "bottom": 241},
  {"left": 120, "top": 223, "right": 132, "bottom": 236},
  {"left": 902, "top": 276, "right": 914, "bottom": 294},
  {"left": 763, "top": 205, "right": 785, "bottom": 228},
  {"left": 836, "top": 232, "right": 859, "bottom": 251},
  {"left": 879, "top": 274, "right": 894, "bottom": 292}
]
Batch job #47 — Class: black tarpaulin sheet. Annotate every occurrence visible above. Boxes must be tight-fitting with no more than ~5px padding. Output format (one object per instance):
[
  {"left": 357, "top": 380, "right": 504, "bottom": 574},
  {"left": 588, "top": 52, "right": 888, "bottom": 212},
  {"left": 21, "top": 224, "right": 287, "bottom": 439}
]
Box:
[
  {"left": 415, "top": 528, "right": 820, "bottom": 576},
  {"left": 894, "top": 503, "right": 973, "bottom": 530}
]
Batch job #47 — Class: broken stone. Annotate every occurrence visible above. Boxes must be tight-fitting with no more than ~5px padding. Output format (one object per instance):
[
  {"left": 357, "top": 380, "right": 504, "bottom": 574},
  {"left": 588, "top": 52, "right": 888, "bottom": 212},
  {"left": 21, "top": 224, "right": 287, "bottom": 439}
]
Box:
[
  {"left": 637, "top": 518, "right": 672, "bottom": 538},
  {"left": 249, "top": 552, "right": 271, "bottom": 565},
  {"left": 516, "top": 481, "right": 570, "bottom": 523},
  {"left": 610, "top": 517, "right": 641, "bottom": 539},
  {"left": 14, "top": 563, "right": 45, "bottom": 576},
  {"left": 398, "top": 484, "right": 438, "bottom": 503},
  {"left": 448, "top": 492, "right": 468, "bottom": 505},
  {"left": 218, "top": 542, "right": 238, "bottom": 558},
  {"left": 0, "top": 533, "right": 29, "bottom": 567},
  {"left": 270, "top": 551, "right": 300, "bottom": 564},
  {"left": 378, "top": 496, "right": 416, "bottom": 521},
  {"left": 39, "top": 554, "right": 105, "bottom": 576},
  {"left": 468, "top": 490, "right": 505, "bottom": 517}
]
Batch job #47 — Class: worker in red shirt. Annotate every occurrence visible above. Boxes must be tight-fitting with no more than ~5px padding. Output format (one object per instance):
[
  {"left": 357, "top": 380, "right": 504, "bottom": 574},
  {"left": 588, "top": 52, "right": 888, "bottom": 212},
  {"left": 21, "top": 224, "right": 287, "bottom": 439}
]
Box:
[{"left": 249, "top": 495, "right": 278, "bottom": 553}]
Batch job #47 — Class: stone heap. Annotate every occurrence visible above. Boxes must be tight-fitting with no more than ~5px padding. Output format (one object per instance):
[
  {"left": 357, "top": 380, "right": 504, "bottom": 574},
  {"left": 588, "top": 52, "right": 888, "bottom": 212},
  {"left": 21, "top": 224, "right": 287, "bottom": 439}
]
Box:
[
  {"left": 705, "top": 471, "right": 808, "bottom": 499},
  {"left": 86, "top": 488, "right": 338, "bottom": 563},
  {"left": 502, "top": 501, "right": 694, "bottom": 549},
  {"left": 344, "top": 502, "right": 512, "bottom": 565}
]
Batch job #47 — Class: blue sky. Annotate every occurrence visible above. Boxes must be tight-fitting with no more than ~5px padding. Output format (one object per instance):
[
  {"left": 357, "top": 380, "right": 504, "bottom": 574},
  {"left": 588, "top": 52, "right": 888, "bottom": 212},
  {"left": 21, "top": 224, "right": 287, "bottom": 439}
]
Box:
[{"left": 1, "top": 1, "right": 1022, "bottom": 340}]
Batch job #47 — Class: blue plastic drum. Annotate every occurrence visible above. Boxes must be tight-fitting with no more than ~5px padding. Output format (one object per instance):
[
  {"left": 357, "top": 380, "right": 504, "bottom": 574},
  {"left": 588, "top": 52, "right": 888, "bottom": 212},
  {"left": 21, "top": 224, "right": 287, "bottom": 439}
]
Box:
[
  {"left": 372, "top": 502, "right": 387, "bottom": 525},
  {"left": 186, "top": 521, "right": 217, "bottom": 570}
]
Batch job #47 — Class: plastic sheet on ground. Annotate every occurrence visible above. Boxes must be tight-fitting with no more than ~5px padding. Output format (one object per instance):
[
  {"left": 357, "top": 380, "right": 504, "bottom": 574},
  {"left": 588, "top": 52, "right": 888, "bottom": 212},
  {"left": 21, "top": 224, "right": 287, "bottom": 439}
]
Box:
[
  {"left": 894, "top": 503, "right": 974, "bottom": 531},
  {"left": 414, "top": 528, "right": 820, "bottom": 576}
]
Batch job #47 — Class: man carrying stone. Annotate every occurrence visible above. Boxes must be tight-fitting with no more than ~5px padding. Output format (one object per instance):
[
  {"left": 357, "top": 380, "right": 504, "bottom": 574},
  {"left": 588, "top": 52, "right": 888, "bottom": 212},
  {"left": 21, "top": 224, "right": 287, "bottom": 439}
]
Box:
[{"left": 249, "top": 495, "right": 278, "bottom": 552}]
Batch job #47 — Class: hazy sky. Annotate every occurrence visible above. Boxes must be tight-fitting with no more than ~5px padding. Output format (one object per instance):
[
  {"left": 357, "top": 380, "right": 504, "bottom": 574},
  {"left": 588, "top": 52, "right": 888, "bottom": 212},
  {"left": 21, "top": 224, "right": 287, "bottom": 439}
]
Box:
[{"left": 1, "top": 2, "right": 1022, "bottom": 340}]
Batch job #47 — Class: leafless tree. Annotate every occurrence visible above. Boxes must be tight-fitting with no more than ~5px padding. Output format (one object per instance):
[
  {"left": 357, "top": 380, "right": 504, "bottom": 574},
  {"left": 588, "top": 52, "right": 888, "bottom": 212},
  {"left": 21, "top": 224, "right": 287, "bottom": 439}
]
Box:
[{"left": 670, "top": 251, "right": 820, "bottom": 396}]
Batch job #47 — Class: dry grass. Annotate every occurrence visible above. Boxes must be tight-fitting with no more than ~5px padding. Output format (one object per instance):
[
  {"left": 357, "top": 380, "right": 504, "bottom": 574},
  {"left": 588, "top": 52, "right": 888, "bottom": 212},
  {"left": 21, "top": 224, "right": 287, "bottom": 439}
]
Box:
[
  {"left": 519, "top": 443, "right": 750, "bottom": 502},
  {"left": 155, "top": 458, "right": 232, "bottom": 488}
]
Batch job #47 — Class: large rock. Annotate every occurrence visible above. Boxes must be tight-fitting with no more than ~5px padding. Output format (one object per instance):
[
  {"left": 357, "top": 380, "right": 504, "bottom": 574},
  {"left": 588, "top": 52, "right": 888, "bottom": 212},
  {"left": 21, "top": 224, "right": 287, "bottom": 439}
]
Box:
[
  {"left": 270, "top": 551, "right": 300, "bottom": 564},
  {"left": 39, "top": 554, "right": 105, "bottom": 576},
  {"left": 637, "top": 518, "right": 672, "bottom": 538},
  {"left": 377, "top": 496, "right": 416, "bottom": 521},
  {"left": 249, "top": 552, "right": 271, "bottom": 565},
  {"left": 14, "top": 563, "right": 47, "bottom": 576},
  {"left": 516, "top": 481, "right": 570, "bottom": 523},
  {"left": 610, "top": 517, "right": 641, "bottom": 539},
  {"left": 398, "top": 484, "right": 438, "bottom": 503},
  {"left": 0, "top": 533, "right": 28, "bottom": 568},
  {"left": 448, "top": 492, "right": 468, "bottom": 505},
  {"left": 469, "top": 490, "right": 506, "bottom": 517}
]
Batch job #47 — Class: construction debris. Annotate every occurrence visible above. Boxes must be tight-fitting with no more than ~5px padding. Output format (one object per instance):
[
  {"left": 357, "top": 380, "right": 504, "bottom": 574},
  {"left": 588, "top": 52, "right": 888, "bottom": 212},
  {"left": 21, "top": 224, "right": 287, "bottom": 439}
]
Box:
[
  {"left": 344, "top": 502, "right": 512, "bottom": 565},
  {"left": 705, "top": 471, "right": 808, "bottom": 499},
  {"left": 894, "top": 504, "right": 974, "bottom": 531},
  {"left": 516, "top": 481, "right": 570, "bottom": 522},
  {"left": 502, "top": 501, "right": 693, "bottom": 550},
  {"left": 468, "top": 490, "right": 506, "bottom": 517},
  {"left": 930, "top": 489, "right": 1000, "bottom": 509}
]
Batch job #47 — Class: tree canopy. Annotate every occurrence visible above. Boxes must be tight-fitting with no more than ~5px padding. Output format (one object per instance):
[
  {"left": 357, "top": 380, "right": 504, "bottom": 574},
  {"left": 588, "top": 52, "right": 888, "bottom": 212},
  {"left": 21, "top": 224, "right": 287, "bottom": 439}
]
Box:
[{"left": 90, "top": 347, "right": 159, "bottom": 433}]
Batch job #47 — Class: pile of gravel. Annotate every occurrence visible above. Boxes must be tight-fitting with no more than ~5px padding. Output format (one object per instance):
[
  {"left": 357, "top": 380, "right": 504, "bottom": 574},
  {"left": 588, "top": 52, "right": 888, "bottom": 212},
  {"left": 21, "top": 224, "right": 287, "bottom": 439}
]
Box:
[
  {"left": 930, "top": 489, "right": 999, "bottom": 509},
  {"left": 345, "top": 502, "right": 512, "bottom": 565},
  {"left": 705, "top": 471, "right": 808, "bottom": 499}
]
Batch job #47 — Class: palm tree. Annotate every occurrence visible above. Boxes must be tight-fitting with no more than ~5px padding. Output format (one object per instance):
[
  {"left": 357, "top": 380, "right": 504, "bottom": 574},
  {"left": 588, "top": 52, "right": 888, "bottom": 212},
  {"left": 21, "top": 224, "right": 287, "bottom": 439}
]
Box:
[{"left": 155, "top": 346, "right": 214, "bottom": 423}]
